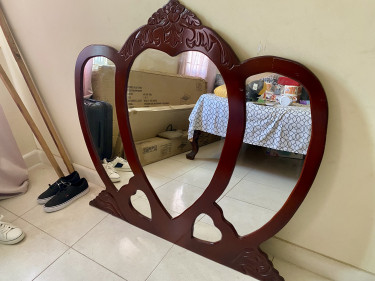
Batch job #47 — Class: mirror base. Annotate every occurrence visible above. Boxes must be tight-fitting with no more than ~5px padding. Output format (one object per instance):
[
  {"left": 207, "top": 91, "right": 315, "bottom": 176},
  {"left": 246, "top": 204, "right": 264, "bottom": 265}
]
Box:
[
  {"left": 89, "top": 190, "right": 123, "bottom": 219},
  {"left": 90, "top": 190, "right": 284, "bottom": 281}
]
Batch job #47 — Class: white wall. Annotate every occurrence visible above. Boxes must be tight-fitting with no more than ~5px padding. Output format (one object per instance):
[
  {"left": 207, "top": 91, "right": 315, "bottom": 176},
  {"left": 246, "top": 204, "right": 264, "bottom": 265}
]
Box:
[
  {"left": 132, "top": 49, "right": 180, "bottom": 74},
  {"left": 0, "top": 36, "right": 36, "bottom": 155},
  {"left": 1, "top": 0, "right": 374, "bottom": 274}
]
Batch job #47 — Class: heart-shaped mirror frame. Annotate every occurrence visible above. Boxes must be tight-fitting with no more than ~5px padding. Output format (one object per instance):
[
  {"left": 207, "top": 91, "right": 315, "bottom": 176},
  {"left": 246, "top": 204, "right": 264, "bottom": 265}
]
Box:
[{"left": 75, "top": 1, "right": 328, "bottom": 280}]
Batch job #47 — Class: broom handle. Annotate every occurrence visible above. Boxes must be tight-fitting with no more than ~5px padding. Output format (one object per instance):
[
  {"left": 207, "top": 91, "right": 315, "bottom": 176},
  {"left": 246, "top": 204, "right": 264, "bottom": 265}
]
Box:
[
  {"left": 0, "top": 65, "right": 64, "bottom": 177},
  {"left": 0, "top": 6, "right": 74, "bottom": 174}
]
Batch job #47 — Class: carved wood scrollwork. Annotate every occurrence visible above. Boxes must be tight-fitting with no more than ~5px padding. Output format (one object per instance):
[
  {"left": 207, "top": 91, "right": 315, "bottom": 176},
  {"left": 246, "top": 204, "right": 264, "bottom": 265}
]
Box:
[
  {"left": 233, "top": 248, "right": 282, "bottom": 281},
  {"left": 120, "top": 0, "right": 235, "bottom": 68},
  {"left": 75, "top": 1, "right": 328, "bottom": 280}
]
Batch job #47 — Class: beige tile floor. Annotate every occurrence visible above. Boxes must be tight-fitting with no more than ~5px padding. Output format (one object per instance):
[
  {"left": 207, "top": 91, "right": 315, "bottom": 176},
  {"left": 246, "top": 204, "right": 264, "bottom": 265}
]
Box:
[{"left": 0, "top": 141, "right": 330, "bottom": 281}]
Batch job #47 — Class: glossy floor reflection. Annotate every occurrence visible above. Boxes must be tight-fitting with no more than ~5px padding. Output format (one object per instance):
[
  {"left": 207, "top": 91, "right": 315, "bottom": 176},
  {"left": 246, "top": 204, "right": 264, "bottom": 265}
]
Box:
[
  {"left": 0, "top": 142, "right": 329, "bottom": 281},
  {"left": 134, "top": 141, "right": 303, "bottom": 236}
]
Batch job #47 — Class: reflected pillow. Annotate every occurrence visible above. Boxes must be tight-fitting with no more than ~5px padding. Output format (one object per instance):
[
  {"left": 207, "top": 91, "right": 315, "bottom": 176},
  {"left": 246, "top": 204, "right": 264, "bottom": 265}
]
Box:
[
  {"left": 158, "top": 129, "right": 183, "bottom": 139},
  {"left": 214, "top": 84, "right": 227, "bottom": 98}
]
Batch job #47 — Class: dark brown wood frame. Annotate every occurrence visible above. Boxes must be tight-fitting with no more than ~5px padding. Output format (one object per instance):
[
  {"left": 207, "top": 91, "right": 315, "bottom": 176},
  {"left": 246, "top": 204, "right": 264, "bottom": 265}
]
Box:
[{"left": 75, "top": 1, "right": 328, "bottom": 280}]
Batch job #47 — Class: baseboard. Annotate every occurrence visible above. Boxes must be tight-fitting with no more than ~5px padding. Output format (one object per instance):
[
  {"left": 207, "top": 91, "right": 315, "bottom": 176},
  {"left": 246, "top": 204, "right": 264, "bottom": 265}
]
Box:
[
  {"left": 261, "top": 237, "right": 375, "bottom": 281},
  {"left": 23, "top": 149, "right": 43, "bottom": 168},
  {"left": 24, "top": 149, "right": 104, "bottom": 187}
]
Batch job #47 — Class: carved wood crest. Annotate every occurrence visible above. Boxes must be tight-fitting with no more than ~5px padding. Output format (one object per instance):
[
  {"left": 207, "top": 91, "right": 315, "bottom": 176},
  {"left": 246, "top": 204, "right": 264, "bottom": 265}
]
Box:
[{"left": 120, "top": 0, "right": 235, "bottom": 68}]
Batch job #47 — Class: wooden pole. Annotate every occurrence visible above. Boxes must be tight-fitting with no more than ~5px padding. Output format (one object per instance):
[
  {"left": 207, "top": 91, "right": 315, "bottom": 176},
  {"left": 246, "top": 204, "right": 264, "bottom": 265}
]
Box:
[
  {"left": 0, "top": 6, "right": 74, "bottom": 174},
  {"left": 0, "top": 65, "right": 64, "bottom": 178}
]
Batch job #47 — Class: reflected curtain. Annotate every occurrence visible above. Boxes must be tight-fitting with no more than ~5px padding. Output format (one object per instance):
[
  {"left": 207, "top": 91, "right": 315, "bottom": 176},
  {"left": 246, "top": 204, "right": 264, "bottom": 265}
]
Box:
[
  {"left": 178, "top": 51, "right": 217, "bottom": 93},
  {"left": 83, "top": 58, "right": 93, "bottom": 98}
]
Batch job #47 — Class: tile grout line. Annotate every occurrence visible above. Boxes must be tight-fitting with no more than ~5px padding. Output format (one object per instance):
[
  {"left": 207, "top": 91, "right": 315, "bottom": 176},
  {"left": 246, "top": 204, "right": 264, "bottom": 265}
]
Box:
[
  {"left": 144, "top": 243, "right": 176, "bottom": 281},
  {"left": 18, "top": 215, "right": 71, "bottom": 246},
  {"left": 143, "top": 158, "right": 197, "bottom": 180},
  {"left": 0, "top": 199, "right": 40, "bottom": 219},
  {"left": 0, "top": 206, "right": 20, "bottom": 223},
  {"left": 69, "top": 248, "right": 129, "bottom": 281},
  {"left": 17, "top": 196, "right": 110, "bottom": 247},
  {"left": 240, "top": 175, "right": 298, "bottom": 190},
  {"left": 219, "top": 194, "right": 280, "bottom": 213},
  {"left": 31, "top": 247, "right": 71, "bottom": 281},
  {"left": 29, "top": 212, "right": 126, "bottom": 280},
  {"left": 71, "top": 211, "right": 109, "bottom": 248},
  {"left": 6, "top": 201, "right": 73, "bottom": 280}
]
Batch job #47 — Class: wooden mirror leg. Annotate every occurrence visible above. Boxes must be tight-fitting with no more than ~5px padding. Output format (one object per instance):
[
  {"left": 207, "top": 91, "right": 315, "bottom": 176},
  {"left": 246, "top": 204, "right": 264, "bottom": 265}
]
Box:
[{"left": 186, "top": 130, "right": 201, "bottom": 160}]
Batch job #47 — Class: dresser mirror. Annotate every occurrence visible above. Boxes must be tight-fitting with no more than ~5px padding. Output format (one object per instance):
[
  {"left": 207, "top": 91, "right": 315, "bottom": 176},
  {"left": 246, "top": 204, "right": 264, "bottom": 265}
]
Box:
[
  {"left": 75, "top": 1, "right": 327, "bottom": 280},
  {"left": 127, "top": 49, "right": 227, "bottom": 220},
  {"left": 83, "top": 57, "right": 135, "bottom": 189}
]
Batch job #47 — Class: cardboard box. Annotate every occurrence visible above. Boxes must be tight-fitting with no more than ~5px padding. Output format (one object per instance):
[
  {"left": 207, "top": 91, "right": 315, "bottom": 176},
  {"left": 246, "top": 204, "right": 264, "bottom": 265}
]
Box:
[
  {"left": 135, "top": 137, "right": 173, "bottom": 166},
  {"left": 265, "top": 148, "right": 304, "bottom": 159},
  {"left": 135, "top": 132, "right": 221, "bottom": 166},
  {"left": 128, "top": 105, "right": 194, "bottom": 142},
  {"left": 127, "top": 70, "right": 207, "bottom": 108},
  {"left": 135, "top": 134, "right": 191, "bottom": 166},
  {"left": 91, "top": 66, "right": 207, "bottom": 156},
  {"left": 92, "top": 65, "right": 207, "bottom": 108},
  {"left": 197, "top": 132, "right": 221, "bottom": 147}
]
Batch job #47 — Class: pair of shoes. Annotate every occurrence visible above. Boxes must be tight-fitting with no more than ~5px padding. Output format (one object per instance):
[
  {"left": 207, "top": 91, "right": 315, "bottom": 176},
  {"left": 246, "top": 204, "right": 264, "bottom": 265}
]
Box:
[
  {"left": 110, "top": 157, "right": 131, "bottom": 172},
  {"left": 102, "top": 159, "right": 121, "bottom": 182},
  {"left": 44, "top": 178, "right": 89, "bottom": 213},
  {"left": 0, "top": 215, "right": 25, "bottom": 245},
  {"left": 37, "top": 171, "right": 80, "bottom": 204},
  {"left": 37, "top": 171, "right": 89, "bottom": 213},
  {"left": 102, "top": 157, "right": 131, "bottom": 183},
  {"left": 102, "top": 157, "right": 132, "bottom": 183}
]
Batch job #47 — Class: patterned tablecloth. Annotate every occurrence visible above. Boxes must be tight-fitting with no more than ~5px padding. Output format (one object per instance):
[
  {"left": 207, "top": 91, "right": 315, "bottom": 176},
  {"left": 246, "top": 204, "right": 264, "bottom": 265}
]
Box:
[{"left": 188, "top": 94, "right": 312, "bottom": 154}]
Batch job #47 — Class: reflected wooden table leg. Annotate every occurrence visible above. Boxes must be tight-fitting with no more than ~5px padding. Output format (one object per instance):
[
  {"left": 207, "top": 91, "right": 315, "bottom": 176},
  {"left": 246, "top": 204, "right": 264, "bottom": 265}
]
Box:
[{"left": 186, "top": 130, "right": 201, "bottom": 160}]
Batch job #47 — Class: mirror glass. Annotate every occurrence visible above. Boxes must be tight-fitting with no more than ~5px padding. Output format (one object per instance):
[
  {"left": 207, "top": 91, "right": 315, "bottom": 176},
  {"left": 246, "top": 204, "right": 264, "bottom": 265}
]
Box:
[
  {"left": 85, "top": 53, "right": 311, "bottom": 241},
  {"left": 83, "top": 57, "right": 134, "bottom": 190},
  {"left": 127, "top": 49, "right": 228, "bottom": 227},
  {"left": 197, "top": 72, "right": 311, "bottom": 238}
]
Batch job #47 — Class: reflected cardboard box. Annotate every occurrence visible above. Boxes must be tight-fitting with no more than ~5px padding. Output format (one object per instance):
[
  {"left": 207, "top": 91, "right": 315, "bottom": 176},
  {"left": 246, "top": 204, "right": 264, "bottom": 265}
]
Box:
[
  {"left": 128, "top": 105, "right": 194, "bottom": 142},
  {"left": 127, "top": 70, "right": 207, "bottom": 108},
  {"left": 136, "top": 132, "right": 221, "bottom": 166},
  {"left": 265, "top": 148, "right": 304, "bottom": 160},
  {"left": 92, "top": 65, "right": 207, "bottom": 108},
  {"left": 91, "top": 66, "right": 207, "bottom": 157}
]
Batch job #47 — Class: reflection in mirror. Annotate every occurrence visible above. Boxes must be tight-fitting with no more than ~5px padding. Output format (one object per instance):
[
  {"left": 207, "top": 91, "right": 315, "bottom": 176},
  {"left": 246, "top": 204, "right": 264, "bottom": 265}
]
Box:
[
  {"left": 83, "top": 57, "right": 134, "bottom": 189},
  {"left": 127, "top": 49, "right": 226, "bottom": 225},
  {"left": 201, "top": 72, "right": 311, "bottom": 236}
]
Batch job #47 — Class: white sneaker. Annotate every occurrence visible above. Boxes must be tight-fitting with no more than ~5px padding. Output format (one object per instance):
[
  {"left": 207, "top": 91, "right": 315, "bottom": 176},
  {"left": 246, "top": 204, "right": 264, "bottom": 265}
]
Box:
[
  {"left": 102, "top": 159, "right": 121, "bottom": 182},
  {"left": 0, "top": 215, "right": 25, "bottom": 245},
  {"left": 110, "top": 157, "right": 131, "bottom": 172}
]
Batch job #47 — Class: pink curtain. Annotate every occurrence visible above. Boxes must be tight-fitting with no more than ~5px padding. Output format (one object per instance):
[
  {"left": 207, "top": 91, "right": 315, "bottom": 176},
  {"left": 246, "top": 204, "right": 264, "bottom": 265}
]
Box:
[
  {"left": 83, "top": 58, "right": 93, "bottom": 99},
  {"left": 178, "top": 51, "right": 217, "bottom": 93},
  {"left": 0, "top": 105, "right": 29, "bottom": 199}
]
